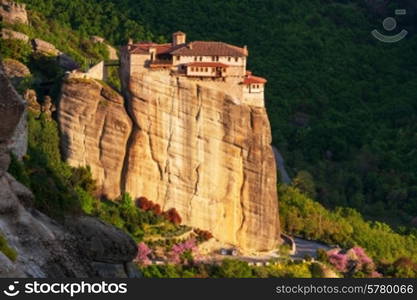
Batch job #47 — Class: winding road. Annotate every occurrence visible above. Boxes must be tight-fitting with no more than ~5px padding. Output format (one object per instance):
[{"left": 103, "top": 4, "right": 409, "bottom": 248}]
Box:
[
  {"left": 292, "top": 237, "right": 331, "bottom": 259},
  {"left": 272, "top": 147, "right": 332, "bottom": 259}
]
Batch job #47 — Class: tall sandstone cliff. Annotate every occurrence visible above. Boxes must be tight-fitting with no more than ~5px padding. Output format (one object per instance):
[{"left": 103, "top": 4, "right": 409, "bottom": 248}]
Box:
[
  {"left": 59, "top": 71, "right": 280, "bottom": 252},
  {"left": 58, "top": 78, "right": 132, "bottom": 198}
]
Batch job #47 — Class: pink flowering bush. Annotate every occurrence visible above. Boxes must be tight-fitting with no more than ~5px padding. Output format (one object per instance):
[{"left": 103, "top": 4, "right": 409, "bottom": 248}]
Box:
[
  {"left": 352, "top": 246, "right": 372, "bottom": 266},
  {"left": 327, "top": 249, "right": 348, "bottom": 272},
  {"left": 135, "top": 242, "right": 152, "bottom": 266},
  {"left": 168, "top": 238, "right": 198, "bottom": 265},
  {"left": 327, "top": 247, "right": 379, "bottom": 277}
]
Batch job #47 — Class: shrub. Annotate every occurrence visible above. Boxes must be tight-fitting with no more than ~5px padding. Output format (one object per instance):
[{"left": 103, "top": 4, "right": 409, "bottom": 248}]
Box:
[
  {"left": 383, "top": 257, "right": 417, "bottom": 278},
  {"left": 316, "top": 248, "right": 329, "bottom": 263},
  {"left": 0, "top": 39, "right": 32, "bottom": 64},
  {"left": 0, "top": 233, "right": 17, "bottom": 262},
  {"left": 164, "top": 208, "right": 182, "bottom": 225},
  {"left": 194, "top": 228, "right": 213, "bottom": 242},
  {"left": 135, "top": 242, "right": 152, "bottom": 266},
  {"left": 309, "top": 262, "right": 326, "bottom": 278},
  {"left": 136, "top": 197, "right": 162, "bottom": 215},
  {"left": 214, "top": 259, "right": 253, "bottom": 278},
  {"left": 168, "top": 238, "right": 197, "bottom": 265}
]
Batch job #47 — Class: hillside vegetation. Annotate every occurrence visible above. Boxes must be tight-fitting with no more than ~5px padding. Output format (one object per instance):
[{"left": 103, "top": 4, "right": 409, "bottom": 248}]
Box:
[
  {"left": 15, "top": 0, "right": 417, "bottom": 225},
  {"left": 3, "top": 0, "right": 417, "bottom": 277}
]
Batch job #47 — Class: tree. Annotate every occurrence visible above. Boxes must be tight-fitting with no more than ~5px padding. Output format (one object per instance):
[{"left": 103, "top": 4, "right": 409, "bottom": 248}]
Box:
[
  {"left": 215, "top": 259, "right": 253, "bottom": 278},
  {"left": 292, "top": 170, "right": 316, "bottom": 198}
]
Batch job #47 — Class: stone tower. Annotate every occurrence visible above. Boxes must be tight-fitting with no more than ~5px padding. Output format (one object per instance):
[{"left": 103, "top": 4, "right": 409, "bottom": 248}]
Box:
[{"left": 172, "top": 31, "right": 186, "bottom": 47}]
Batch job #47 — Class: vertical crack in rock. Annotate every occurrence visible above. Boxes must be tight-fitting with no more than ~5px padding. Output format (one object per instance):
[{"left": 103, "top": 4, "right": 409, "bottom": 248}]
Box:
[
  {"left": 81, "top": 118, "right": 88, "bottom": 166},
  {"left": 98, "top": 115, "right": 107, "bottom": 180},
  {"left": 165, "top": 85, "right": 176, "bottom": 183},
  {"left": 237, "top": 148, "right": 247, "bottom": 236},
  {"left": 147, "top": 118, "right": 163, "bottom": 180},
  {"left": 120, "top": 89, "right": 139, "bottom": 195},
  {"left": 187, "top": 83, "right": 204, "bottom": 220}
]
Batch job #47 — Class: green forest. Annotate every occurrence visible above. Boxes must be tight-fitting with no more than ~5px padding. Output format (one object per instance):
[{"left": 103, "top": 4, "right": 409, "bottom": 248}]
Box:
[
  {"left": 16, "top": 0, "right": 417, "bottom": 227},
  {"left": 3, "top": 0, "right": 417, "bottom": 277}
]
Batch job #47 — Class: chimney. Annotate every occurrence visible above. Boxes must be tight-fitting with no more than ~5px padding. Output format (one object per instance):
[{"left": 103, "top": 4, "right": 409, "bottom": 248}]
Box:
[
  {"left": 127, "top": 38, "right": 133, "bottom": 50},
  {"left": 243, "top": 45, "right": 248, "bottom": 56},
  {"left": 172, "top": 31, "right": 186, "bottom": 47}
]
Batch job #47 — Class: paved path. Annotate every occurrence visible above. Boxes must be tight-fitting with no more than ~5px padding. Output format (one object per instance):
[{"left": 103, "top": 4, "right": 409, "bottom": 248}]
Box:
[{"left": 292, "top": 237, "right": 331, "bottom": 259}]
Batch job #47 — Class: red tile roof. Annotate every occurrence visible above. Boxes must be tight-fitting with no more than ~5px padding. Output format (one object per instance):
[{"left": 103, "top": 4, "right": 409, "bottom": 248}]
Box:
[
  {"left": 129, "top": 42, "right": 174, "bottom": 54},
  {"left": 187, "top": 62, "right": 229, "bottom": 68},
  {"left": 171, "top": 41, "right": 248, "bottom": 57},
  {"left": 242, "top": 72, "right": 267, "bottom": 85},
  {"left": 129, "top": 40, "right": 248, "bottom": 58}
]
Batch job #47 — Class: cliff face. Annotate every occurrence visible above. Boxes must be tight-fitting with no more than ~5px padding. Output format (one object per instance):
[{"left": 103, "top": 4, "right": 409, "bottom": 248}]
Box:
[
  {"left": 2, "top": 59, "right": 29, "bottom": 160},
  {"left": 59, "top": 71, "right": 280, "bottom": 252},
  {"left": 124, "top": 72, "right": 280, "bottom": 251},
  {"left": 58, "top": 77, "right": 132, "bottom": 199}
]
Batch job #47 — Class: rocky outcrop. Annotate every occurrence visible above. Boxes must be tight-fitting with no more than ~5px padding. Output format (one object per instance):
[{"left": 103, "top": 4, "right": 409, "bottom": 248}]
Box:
[
  {"left": 58, "top": 53, "right": 79, "bottom": 71},
  {"left": 2, "top": 59, "right": 29, "bottom": 160},
  {"left": 59, "top": 69, "right": 280, "bottom": 252},
  {"left": 32, "top": 38, "right": 60, "bottom": 56},
  {"left": 0, "top": 0, "right": 28, "bottom": 25},
  {"left": 90, "top": 35, "right": 118, "bottom": 60},
  {"left": 58, "top": 76, "right": 132, "bottom": 199},
  {"left": 107, "top": 46, "right": 118, "bottom": 60},
  {"left": 0, "top": 174, "right": 138, "bottom": 277},
  {"left": 65, "top": 216, "right": 137, "bottom": 264},
  {"left": 2, "top": 58, "right": 30, "bottom": 81},
  {"left": 0, "top": 63, "right": 138, "bottom": 278},
  {"left": 24, "top": 89, "right": 41, "bottom": 113},
  {"left": 1, "top": 28, "right": 29, "bottom": 43}
]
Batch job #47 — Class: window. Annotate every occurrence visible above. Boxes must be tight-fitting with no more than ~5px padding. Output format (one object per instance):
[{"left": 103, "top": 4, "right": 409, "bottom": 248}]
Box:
[
  {"left": 176, "top": 56, "right": 180, "bottom": 61},
  {"left": 191, "top": 67, "right": 194, "bottom": 72},
  {"left": 212, "top": 56, "right": 215, "bottom": 61},
  {"left": 235, "top": 57, "right": 238, "bottom": 62},
  {"left": 228, "top": 57, "right": 231, "bottom": 62},
  {"left": 199, "top": 56, "right": 203, "bottom": 61},
  {"left": 205, "top": 67, "right": 208, "bottom": 72},
  {"left": 194, "top": 57, "right": 197, "bottom": 61}
]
